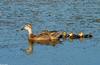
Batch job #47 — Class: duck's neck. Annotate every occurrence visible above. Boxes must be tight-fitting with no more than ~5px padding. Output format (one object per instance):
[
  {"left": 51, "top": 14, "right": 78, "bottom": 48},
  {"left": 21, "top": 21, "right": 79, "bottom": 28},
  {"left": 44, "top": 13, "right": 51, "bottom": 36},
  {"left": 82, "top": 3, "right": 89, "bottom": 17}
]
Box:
[{"left": 28, "top": 29, "right": 33, "bottom": 38}]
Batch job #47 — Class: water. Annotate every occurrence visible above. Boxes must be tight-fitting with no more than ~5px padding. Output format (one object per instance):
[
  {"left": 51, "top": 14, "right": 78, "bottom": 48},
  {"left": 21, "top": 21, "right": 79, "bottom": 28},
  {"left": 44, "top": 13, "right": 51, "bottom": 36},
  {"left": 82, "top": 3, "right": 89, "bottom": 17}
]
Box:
[{"left": 0, "top": 0, "right": 100, "bottom": 65}]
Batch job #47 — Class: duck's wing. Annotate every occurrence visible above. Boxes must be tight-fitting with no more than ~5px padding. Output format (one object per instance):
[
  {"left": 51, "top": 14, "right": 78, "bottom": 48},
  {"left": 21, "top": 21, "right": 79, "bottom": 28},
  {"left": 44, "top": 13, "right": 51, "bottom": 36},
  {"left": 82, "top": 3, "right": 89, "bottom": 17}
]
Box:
[
  {"left": 39, "top": 32, "right": 49, "bottom": 35},
  {"left": 49, "top": 32, "right": 63, "bottom": 38}
]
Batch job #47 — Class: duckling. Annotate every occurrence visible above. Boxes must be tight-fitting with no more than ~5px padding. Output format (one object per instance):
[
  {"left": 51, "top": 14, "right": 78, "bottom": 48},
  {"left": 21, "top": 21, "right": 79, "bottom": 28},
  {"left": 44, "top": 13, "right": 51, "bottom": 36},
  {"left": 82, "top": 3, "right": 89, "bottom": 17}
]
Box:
[
  {"left": 69, "top": 32, "right": 79, "bottom": 39},
  {"left": 20, "top": 24, "right": 67, "bottom": 53},
  {"left": 62, "top": 32, "right": 68, "bottom": 39},
  {"left": 78, "top": 32, "right": 84, "bottom": 38},
  {"left": 78, "top": 32, "right": 93, "bottom": 38}
]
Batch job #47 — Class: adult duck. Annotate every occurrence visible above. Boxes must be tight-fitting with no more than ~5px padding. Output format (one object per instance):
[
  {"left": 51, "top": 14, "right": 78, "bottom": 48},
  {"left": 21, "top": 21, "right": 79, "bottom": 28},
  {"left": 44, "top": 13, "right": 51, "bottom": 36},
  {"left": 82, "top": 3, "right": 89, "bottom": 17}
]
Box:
[{"left": 20, "top": 24, "right": 67, "bottom": 53}]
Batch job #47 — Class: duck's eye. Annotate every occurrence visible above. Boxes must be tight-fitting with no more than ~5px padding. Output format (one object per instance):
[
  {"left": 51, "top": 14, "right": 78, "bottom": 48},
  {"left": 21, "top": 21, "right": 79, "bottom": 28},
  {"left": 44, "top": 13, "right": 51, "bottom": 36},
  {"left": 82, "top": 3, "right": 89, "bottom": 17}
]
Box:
[
  {"left": 25, "top": 25, "right": 28, "bottom": 27},
  {"left": 27, "top": 25, "right": 30, "bottom": 27}
]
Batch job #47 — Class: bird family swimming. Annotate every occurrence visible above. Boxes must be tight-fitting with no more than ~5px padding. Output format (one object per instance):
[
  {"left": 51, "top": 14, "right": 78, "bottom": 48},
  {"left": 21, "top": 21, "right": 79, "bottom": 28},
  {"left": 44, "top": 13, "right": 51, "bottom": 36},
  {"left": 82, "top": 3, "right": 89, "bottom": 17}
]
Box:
[{"left": 19, "top": 23, "right": 93, "bottom": 53}]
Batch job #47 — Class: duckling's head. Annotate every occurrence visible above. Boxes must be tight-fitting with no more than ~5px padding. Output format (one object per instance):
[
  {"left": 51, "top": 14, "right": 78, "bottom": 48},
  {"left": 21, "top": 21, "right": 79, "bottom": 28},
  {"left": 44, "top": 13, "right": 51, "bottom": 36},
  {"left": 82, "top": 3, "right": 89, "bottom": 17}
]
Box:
[
  {"left": 79, "top": 32, "right": 84, "bottom": 37},
  {"left": 21, "top": 24, "right": 32, "bottom": 34},
  {"left": 69, "top": 32, "right": 74, "bottom": 37},
  {"left": 62, "top": 32, "right": 67, "bottom": 38}
]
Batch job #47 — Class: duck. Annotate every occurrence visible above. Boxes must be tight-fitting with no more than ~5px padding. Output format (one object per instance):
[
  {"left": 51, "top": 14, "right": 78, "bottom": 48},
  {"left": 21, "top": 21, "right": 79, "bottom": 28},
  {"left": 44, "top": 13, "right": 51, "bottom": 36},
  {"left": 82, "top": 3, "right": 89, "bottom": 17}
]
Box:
[{"left": 20, "top": 23, "right": 67, "bottom": 53}]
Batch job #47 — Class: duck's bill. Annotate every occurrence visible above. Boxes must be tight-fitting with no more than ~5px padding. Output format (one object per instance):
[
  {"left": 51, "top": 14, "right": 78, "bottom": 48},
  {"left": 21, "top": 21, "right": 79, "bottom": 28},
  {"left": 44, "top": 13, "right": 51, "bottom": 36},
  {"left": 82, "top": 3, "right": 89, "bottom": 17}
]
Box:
[
  {"left": 16, "top": 27, "right": 24, "bottom": 32},
  {"left": 21, "top": 27, "right": 24, "bottom": 31}
]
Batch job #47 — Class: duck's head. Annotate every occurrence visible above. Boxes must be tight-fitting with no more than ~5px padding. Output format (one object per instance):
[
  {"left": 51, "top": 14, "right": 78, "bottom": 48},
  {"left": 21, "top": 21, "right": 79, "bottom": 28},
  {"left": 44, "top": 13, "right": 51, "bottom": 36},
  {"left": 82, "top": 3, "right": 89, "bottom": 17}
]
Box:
[
  {"left": 21, "top": 24, "right": 32, "bottom": 30},
  {"left": 21, "top": 24, "right": 32, "bottom": 34}
]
